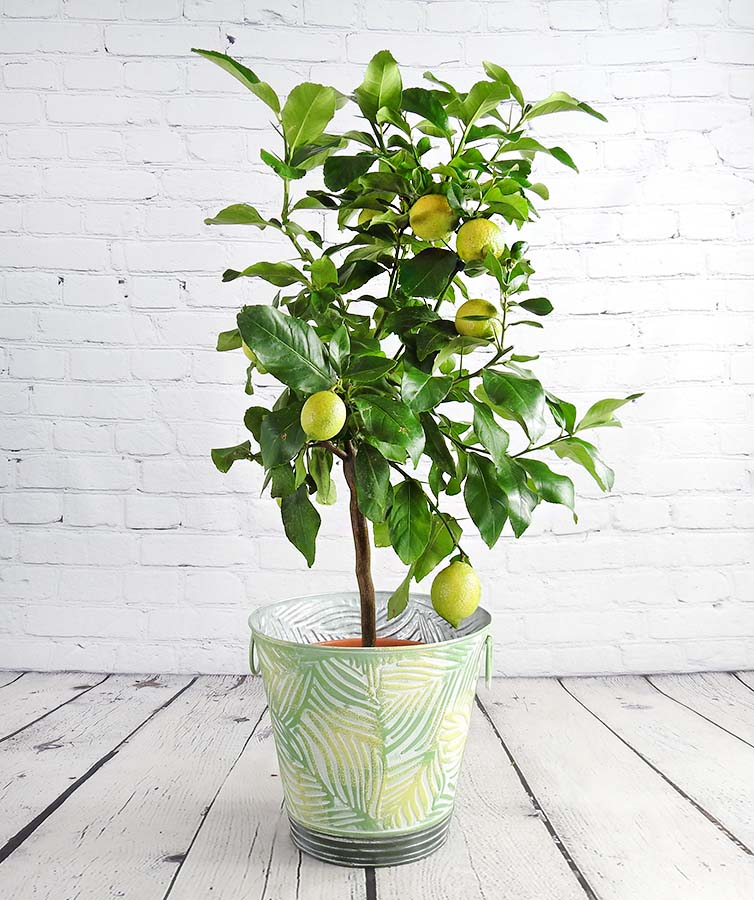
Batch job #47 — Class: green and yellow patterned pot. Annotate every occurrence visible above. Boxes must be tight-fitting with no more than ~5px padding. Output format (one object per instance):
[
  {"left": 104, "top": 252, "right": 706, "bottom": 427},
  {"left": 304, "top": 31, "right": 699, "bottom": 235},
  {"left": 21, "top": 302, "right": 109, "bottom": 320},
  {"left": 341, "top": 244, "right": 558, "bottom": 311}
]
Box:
[{"left": 248, "top": 592, "right": 492, "bottom": 867}]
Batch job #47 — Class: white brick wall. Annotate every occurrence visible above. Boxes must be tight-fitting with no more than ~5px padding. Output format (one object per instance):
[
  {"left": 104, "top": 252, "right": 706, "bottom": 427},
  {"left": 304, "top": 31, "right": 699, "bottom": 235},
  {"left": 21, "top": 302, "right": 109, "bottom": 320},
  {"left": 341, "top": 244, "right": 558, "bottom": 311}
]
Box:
[{"left": 0, "top": 0, "right": 752, "bottom": 676}]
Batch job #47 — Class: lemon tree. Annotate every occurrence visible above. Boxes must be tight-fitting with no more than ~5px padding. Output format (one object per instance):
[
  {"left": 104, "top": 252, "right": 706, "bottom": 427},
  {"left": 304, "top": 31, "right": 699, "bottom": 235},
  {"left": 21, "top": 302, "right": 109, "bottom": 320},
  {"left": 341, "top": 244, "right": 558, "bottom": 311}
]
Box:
[{"left": 200, "top": 48, "right": 641, "bottom": 642}]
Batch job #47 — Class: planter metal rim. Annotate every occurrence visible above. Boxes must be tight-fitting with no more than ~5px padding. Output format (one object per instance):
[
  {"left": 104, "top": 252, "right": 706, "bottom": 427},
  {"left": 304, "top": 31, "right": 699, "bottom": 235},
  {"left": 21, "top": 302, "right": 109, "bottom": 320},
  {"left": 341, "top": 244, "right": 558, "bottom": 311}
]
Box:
[{"left": 248, "top": 590, "right": 491, "bottom": 653}]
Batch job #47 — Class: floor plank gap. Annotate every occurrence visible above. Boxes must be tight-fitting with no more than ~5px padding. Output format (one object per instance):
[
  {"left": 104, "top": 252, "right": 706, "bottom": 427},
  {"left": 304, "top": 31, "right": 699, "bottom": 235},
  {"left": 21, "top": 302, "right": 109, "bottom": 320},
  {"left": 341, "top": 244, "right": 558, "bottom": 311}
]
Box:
[
  {"left": 474, "top": 695, "right": 599, "bottom": 900},
  {"left": 558, "top": 678, "right": 754, "bottom": 857}
]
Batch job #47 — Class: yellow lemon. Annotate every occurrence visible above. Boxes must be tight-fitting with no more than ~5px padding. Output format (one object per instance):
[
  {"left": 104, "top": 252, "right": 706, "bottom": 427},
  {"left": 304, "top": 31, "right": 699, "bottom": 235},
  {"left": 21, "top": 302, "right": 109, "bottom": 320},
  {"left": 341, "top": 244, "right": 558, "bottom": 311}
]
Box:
[
  {"left": 300, "top": 391, "right": 347, "bottom": 441},
  {"left": 454, "top": 299, "right": 501, "bottom": 339},
  {"left": 431, "top": 561, "right": 482, "bottom": 628},
  {"left": 456, "top": 219, "right": 505, "bottom": 262},
  {"left": 358, "top": 208, "right": 379, "bottom": 226},
  {"left": 409, "top": 194, "right": 457, "bottom": 242}
]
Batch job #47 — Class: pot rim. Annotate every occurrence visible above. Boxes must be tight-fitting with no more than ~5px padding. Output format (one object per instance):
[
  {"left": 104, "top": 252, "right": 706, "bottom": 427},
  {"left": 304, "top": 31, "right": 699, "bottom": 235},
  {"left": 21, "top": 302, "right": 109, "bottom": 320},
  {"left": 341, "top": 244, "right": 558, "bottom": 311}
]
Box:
[{"left": 248, "top": 591, "right": 491, "bottom": 653}]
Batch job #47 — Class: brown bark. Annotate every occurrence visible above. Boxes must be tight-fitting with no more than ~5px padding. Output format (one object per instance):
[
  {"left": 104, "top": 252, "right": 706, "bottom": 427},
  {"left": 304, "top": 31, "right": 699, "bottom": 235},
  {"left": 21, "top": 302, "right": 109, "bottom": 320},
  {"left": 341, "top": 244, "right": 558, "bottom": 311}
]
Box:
[{"left": 342, "top": 443, "right": 377, "bottom": 647}]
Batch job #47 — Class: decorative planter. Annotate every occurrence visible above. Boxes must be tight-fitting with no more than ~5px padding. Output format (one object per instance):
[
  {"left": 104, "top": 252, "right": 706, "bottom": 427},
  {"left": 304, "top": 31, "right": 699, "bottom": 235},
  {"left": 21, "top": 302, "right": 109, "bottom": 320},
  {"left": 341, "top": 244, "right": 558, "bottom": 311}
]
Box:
[{"left": 248, "top": 592, "right": 492, "bottom": 867}]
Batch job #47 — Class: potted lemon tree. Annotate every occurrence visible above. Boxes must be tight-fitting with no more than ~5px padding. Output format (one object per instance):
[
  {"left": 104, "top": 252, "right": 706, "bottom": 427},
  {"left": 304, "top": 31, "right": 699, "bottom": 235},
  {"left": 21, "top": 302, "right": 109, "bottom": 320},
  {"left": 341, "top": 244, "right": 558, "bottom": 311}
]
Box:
[{"left": 196, "top": 48, "right": 640, "bottom": 867}]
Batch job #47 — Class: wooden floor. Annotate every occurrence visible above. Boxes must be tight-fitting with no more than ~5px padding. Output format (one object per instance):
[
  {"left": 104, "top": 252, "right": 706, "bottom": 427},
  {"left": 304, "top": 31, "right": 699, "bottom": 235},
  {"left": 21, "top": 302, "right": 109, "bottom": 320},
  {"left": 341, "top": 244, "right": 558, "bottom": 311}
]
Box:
[{"left": 1, "top": 673, "right": 754, "bottom": 899}]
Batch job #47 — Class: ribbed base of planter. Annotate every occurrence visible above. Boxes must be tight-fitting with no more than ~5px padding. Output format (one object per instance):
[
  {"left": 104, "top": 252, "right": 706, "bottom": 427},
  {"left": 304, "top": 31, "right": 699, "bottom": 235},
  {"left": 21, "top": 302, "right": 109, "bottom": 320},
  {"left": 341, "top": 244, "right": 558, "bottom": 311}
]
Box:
[{"left": 288, "top": 815, "right": 452, "bottom": 867}]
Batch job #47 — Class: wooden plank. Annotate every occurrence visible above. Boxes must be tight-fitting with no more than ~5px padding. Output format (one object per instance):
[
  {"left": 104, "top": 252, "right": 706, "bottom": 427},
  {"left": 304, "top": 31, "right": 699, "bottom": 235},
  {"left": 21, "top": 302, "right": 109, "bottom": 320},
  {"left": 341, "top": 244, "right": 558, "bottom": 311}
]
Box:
[
  {"left": 735, "top": 671, "right": 754, "bottom": 692},
  {"left": 0, "top": 676, "right": 267, "bottom": 900},
  {"left": 564, "top": 675, "right": 754, "bottom": 851},
  {"left": 0, "top": 672, "right": 24, "bottom": 689},
  {"left": 165, "top": 711, "right": 365, "bottom": 900},
  {"left": 485, "top": 678, "right": 754, "bottom": 900},
  {"left": 0, "top": 674, "right": 192, "bottom": 850},
  {"left": 650, "top": 672, "right": 754, "bottom": 747},
  {"left": 377, "top": 701, "right": 590, "bottom": 900},
  {"left": 0, "top": 672, "right": 108, "bottom": 740}
]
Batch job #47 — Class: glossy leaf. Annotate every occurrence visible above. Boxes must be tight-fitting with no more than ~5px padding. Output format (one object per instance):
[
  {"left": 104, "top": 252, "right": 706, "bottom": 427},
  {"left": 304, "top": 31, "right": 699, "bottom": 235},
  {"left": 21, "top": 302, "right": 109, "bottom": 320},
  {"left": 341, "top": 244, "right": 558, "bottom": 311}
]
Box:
[
  {"left": 577, "top": 393, "right": 643, "bottom": 431},
  {"left": 518, "top": 297, "right": 553, "bottom": 316},
  {"left": 204, "top": 203, "right": 268, "bottom": 228},
  {"left": 413, "top": 513, "right": 462, "bottom": 582},
  {"left": 460, "top": 81, "right": 510, "bottom": 126},
  {"left": 328, "top": 323, "right": 350, "bottom": 371},
  {"left": 281, "top": 484, "right": 321, "bottom": 567},
  {"left": 323, "top": 153, "right": 376, "bottom": 191},
  {"left": 388, "top": 479, "right": 432, "bottom": 565},
  {"left": 355, "top": 443, "right": 391, "bottom": 523},
  {"left": 260, "top": 404, "right": 306, "bottom": 468},
  {"left": 211, "top": 440, "right": 252, "bottom": 473},
  {"left": 387, "top": 566, "right": 414, "bottom": 620},
  {"left": 420, "top": 412, "right": 456, "bottom": 477},
  {"left": 225, "top": 261, "right": 306, "bottom": 287},
  {"left": 244, "top": 406, "right": 267, "bottom": 442},
  {"left": 353, "top": 395, "right": 425, "bottom": 465},
  {"left": 344, "top": 355, "right": 396, "bottom": 383},
  {"left": 309, "top": 446, "right": 336, "bottom": 505},
  {"left": 238, "top": 306, "right": 335, "bottom": 394},
  {"left": 482, "top": 369, "right": 547, "bottom": 441},
  {"left": 282, "top": 83, "right": 338, "bottom": 152},
  {"left": 354, "top": 50, "right": 402, "bottom": 123},
  {"left": 472, "top": 401, "right": 510, "bottom": 468},
  {"left": 464, "top": 453, "right": 508, "bottom": 548},
  {"left": 518, "top": 457, "right": 576, "bottom": 518},
  {"left": 553, "top": 437, "right": 615, "bottom": 492},
  {"left": 401, "top": 363, "right": 452, "bottom": 413},
  {"left": 526, "top": 91, "right": 607, "bottom": 123},
  {"left": 483, "top": 61, "right": 524, "bottom": 107},
  {"left": 495, "top": 457, "right": 537, "bottom": 537},
  {"left": 192, "top": 49, "right": 280, "bottom": 113},
  {"left": 401, "top": 87, "right": 449, "bottom": 133},
  {"left": 216, "top": 328, "right": 242, "bottom": 351},
  {"left": 399, "top": 248, "right": 458, "bottom": 299}
]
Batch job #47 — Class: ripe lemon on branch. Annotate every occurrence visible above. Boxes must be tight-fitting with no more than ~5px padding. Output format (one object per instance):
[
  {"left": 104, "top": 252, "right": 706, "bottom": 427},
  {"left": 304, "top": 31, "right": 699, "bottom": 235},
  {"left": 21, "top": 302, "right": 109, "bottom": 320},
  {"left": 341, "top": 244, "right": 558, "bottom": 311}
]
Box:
[
  {"left": 456, "top": 218, "right": 505, "bottom": 262},
  {"left": 454, "top": 298, "right": 501, "bottom": 339},
  {"left": 408, "top": 194, "right": 457, "bottom": 242},
  {"left": 431, "top": 560, "right": 482, "bottom": 628},
  {"left": 300, "top": 391, "right": 347, "bottom": 441}
]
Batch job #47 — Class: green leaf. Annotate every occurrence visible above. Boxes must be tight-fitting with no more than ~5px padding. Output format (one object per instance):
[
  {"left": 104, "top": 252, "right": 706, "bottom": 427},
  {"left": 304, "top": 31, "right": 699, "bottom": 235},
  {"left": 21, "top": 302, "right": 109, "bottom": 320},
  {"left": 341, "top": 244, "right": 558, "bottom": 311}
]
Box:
[
  {"left": 482, "top": 369, "right": 547, "bottom": 441},
  {"left": 354, "top": 50, "right": 402, "bottom": 123},
  {"left": 269, "top": 463, "right": 296, "bottom": 499},
  {"left": 323, "top": 153, "right": 376, "bottom": 191},
  {"left": 401, "top": 87, "right": 449, "bottom": 133},
  {"left": 526, "top": 91, "right": 607, "bottom": 123},
  {"left": 260, "top": 149, "right": 305, "bottom": 180},
  {"left": 211, "top": 440, "right": 251, "bottom": 473},
  {"left": 309, "top": 446, "right": 336, "bottom": 505},
  {"left": 244, "top": 406, "right": 267, "bottom": 442},
  {"left": 343, "top": 355, "right": 396, "bottom": 383},
  {"left": 328, "top": 323, "right": 350, "bottom": 371},
  {"left": 238, "top": 306, "right": 335, "bottom": 394},
  {"left": 355, "top": 443, "right": 391, "bottom": 523},
  {"left": 281, "top": 483, "right": 321, "bottom": 567},
  {"left": 553, "top": 437, "right": 615, "bottom": 492},
  {"left": 495, "top": 457, "right": 537, "bottom": 537},
  {"left": 373, "top": 519, "right": 392, "bottom": 548},
  {"left": 387, "top": 566, "right": 414, "bottom": 620},
  {"left": 414, "top": 513, "right": 462, "bottom": 582},
  {"left": 260, "top": 404, "right": 306, "bottom": 468},
  {"left": 546, "top": 393, "right": 577, "bottom": 434},
  {"left": 384, "top": 306, "right": 439, "bottom": 336},
  {"left": 483, "top": 187, "right": 529, "bottom": 222},
  {"left": 472, "top": 401, "right": 510, "bottom": 468},
  {"left": 420, "top": 412, "right": 456, "bottom": 477},
  {"left": 433, "top": 336, "right": 489, "bottom": 373},
  {"left": 483, "top": 61, "right": 524, "bottom": 107},
  {"left": 282, "top": 82, "right": 338, "bottom": 153},
  {"left": 577, "top": 393, "right": 643, "bottom": 431},
  {"left": 549, "top": 145, "right": 578, "bottom": 171},
  {"left": 388, "top": 479, "right": 431, "bottom": 565},
  {"left": 353, "top": 395, "right": 424, "bottom": 465},
  {"left": 401, "top": 363, "right": 452, "bottom": 413},
  {"left": 518, "top": 458, "right": 576, "bottom": 519},
  {"left": 337, "top": 259, "right": 383, "bottom": 292},
  {"left": 216, "top": 328, "right": 242, "bottom": 351},
  {"left": 225, "top": 261, "right": 306, "bottom": 287},
  {"left": 399, "top": 248, "right": 458, "bottom": 299},
  {"left": 204, "top": 203, "right": 269, "bottom": 228},
  {"left": 518, "top": 297, "right": 553, "bottom": 316},
  {"left": 464, "top": 453, "right": 507, "bottom": 548},
  {"left": 310, "top": 256, "right": 339, "bottom": 291},
  {"left": 192, "top": 49, "right": 280, "bottom": 113},
  {"left": 460, "top": 81, "right": 510, "bottom": 126}
]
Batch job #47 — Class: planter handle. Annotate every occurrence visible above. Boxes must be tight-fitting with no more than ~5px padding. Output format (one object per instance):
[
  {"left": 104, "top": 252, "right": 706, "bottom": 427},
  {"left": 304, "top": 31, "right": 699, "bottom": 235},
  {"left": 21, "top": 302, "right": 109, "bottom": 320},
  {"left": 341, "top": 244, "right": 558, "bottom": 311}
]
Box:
[
  {"left": 484, "top": 634, "right": 493, "bottom": 688},
  {"left": 249, "top": 634, "right": 260, "bottom": 675}
]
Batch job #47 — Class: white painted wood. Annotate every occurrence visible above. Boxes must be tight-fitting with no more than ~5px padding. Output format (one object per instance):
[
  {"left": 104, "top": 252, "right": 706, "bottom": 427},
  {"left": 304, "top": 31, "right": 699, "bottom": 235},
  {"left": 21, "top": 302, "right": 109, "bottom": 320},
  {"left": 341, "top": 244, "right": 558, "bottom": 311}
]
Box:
[
  {"left": 377, "top": 702, "right": 589, "bottom": 900},
  {"left": 485, "top": 678, "right": 754, "bottom": 900},
  {"left": 564, "top": 675, "right": 754, "bottom": 850},
  {"left": 0, "top": 672, "right": 23, "bottom": 689},
  {"left": 166, "top": 711, "right": 365, "bottom": 900},
  {"left": 0, "top": 674, "right": 192, "bottom": 848},
  {"left": 734, "top": 671, "right": 754, "bottom": 692},
  {"left": 0, "top": 676, "right": 267, "bottom": 900},
  {"left": 0, "top": 672, "right": 108, "bottom": 739},
  {"left": 650, "top": 672, "right": 754, "bottom": 747}
]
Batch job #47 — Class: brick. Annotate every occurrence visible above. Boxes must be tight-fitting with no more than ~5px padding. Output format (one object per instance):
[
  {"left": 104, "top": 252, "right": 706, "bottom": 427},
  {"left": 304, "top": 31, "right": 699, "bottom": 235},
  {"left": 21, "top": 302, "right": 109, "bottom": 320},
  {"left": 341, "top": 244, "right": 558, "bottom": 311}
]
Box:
[
  {"left": 0, "top": 236, "right": 108, "bottom": 270},
  {"left": 243, "top": 0, "right": 300, "bottom": 25},
  {"left": 678, "top": 206, "right": 734, "bottom": 240},
  {"left": 548, "top": 1, "right": 602, "bottom": 30},
  {"left": 9, "top": 348, "right": 66, "bottom": 380},
  {"left": 54, "top": 421, "right": 112, "bottom": 453},
  {"left": 70, "top": 349, "right": 130, "bottom": 381},
  {"left": 45, "top": 167, "right": 159, "bottom": 200},
  {"left": 23, "top": 201, "right": 82, "bottom": 235},
  {"left": 26, "top": 604, "right": 144, "bottom": 638},
  {"left": 705, "top": 32, "right": 754, "bottom": 64},
  {"left": 104, "top": 25, "right": 221, "bottom": 56},
  {"left": 669, "top": 65, "right": 727, "bottom": 98},
  {"left": 670, "top": 0, "right": 724, "bottom": 25},
  {"left": 63, "top": 274, "right": 123, "bottom": 307},
  {"left": 127, "top": 277, "right": 181, "bottom": 309},
  {"left": 0, "top": 22, "right": 101, "bottom": 53},
  {"left": 729, "top": 0, "right": 754, "bottom": 26},
  {"left": 307, "top": 0, "right": 357, "bottom": 27},
  {"left": 0, "top": 384, "right": 30, "bottom": 414},
  {"left": 4, "top": 493, "right": 62, "bottom": 525},
  {"left": 364, "top": 2, "right": 420, "bottom": 31},
  {"left": 4, "top": 61, "right": 57, "bottom": 89},
  {"left": 131, "top": 349, "right": 189, "bottom": 382},
  {"left": 710, "top": 120, "right": 754, "bottom": 170},
  {"left": 424, "top": 2, "right": 482, "bottom": 31},
  {"left": 64, "top": 494, "right": 123, "bottom": 527},
  {"left": 63, "top": 59, "right": 122, "bottom": 90},
  {"left": 185, "top": 0, "right": 244, "bottom": 20},
  {"left": 0, "top": 92, "right": 43, "bottom": 124},
  {"left": 116, "top": 423, "right": 176, "bottom": 456},
  {"left": 0, "top": 419, "right": 50, "bottom": 451},
  {"left": 611, "top": 69, "right": 670, "bottom": 99},
  {"left": 7, "top": 128, "right": 64, "bottom": 159},
  {"left": 65, "top": 0, "right": 121, "bottom": 17},
  {"left": 586, "top": 32, "right": 698, "bottom": 65},
  {"left": 186, "top": 131, "right": 245, "bottom": 163},
  {"left": 140, "top": 533, "right": 250, "bottom": 566},
  {"left": 124, "top": 568, "right": 182, "bottom": 605},
  {"left": 32, "top": 384, "right": 151, "bottom": 420},
  {"left": 488, "top": 1, "right": 546, "bottom": 30},
  {"left": 125, "top": 130, "right": 185, "bottom": 163},
  {"left": 124, "top": 60, "right": 183, "bottom": 92},
  {"left": 467, "top": 33, "right": 581, "bottom": 66},
  {"left": 4, "top": 0, "right": 58, "bottom": 15},
  {"left": 126, "top": 496, "right": 181, "bottom": 529},
  {"left": 608, "top": 0, "right": 665, "bottom": 28},
  {"left": 124, "top": 0, "right": 182, "bottom": 20},
  {"left": 47, "top": 95, "right": 161, "bottom": 126}
]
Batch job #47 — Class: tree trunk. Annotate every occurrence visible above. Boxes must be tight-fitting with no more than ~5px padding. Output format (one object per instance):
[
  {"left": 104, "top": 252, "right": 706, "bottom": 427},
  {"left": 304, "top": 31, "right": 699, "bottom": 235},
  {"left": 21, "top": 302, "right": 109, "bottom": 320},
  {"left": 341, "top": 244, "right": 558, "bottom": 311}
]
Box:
[{"left": 342, "top": 445, "right": 377, "bottom": 647}]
